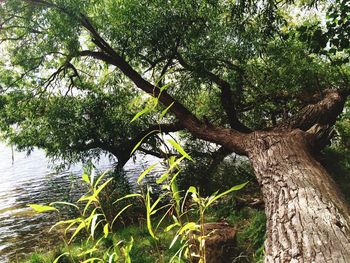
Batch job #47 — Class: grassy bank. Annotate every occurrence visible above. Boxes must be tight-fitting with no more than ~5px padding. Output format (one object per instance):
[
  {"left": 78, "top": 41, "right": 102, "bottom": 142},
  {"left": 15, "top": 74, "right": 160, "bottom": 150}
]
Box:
[
  {"left": 21, "top": 205, "right": 265, "bottom": 263},
  {"left": 20, "top": 155, "right": 267, "bottom": 263}
]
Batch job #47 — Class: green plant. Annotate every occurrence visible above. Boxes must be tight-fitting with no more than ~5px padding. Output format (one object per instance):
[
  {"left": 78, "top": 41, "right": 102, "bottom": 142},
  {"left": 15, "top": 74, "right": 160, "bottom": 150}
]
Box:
[
  {"left": 28, "top": 82, "right": 248, "bottom": 262},
  {"left": 240, "top": 211, "right": 266, "bottom": 262},
  {"left": 125, "top": 91, "right": 249, "bottom": 262},
  {"left": 29, "top": 167, "right": 134, "bottom": 262},
  {"left": 129, "top": 138, "right": 248, "bottom": 263},
  {"left": 26, "top": 253, "right": 50, "bottom": 263}
]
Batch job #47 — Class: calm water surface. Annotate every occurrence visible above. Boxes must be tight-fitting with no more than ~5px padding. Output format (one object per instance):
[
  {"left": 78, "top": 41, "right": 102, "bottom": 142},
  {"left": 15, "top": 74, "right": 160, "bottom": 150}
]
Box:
[{"left": 0, "top": 142, "right": 160, "bottom": 262}]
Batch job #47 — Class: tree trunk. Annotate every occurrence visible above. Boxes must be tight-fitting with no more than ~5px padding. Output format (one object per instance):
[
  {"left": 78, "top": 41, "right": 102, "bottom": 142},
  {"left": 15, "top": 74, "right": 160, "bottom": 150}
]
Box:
[{"left": 248, "top": 129, "right": 350, "bottom": 263}]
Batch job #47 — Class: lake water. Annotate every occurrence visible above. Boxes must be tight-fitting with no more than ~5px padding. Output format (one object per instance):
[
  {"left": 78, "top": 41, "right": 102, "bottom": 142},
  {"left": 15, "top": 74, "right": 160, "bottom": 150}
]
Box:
[{"left": 0, "top": 142, "right": 161, "bottom": 262}]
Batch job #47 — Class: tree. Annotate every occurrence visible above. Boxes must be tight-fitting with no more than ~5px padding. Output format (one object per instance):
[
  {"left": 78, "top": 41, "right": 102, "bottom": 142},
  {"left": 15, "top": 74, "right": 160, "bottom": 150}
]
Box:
[{"left": 1, "top": 0, "right": 350, "bottom": 261}]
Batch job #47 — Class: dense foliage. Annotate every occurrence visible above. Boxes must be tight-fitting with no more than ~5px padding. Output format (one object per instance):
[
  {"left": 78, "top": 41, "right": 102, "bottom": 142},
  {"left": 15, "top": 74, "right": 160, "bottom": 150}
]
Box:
[{"left": 0, "top": 0, "right": 349, "bottom": 166}]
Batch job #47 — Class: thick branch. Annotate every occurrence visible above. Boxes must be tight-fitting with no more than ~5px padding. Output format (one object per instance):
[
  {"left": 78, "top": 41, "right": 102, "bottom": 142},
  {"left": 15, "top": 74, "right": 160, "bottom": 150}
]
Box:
[
  {"left": 276, "top": 89, "right": 349, "bottom": 152},
  {"left": 176, "top": 52, "right": 251, "bottom": 133},
  {"left": 80, "top": 13, "right": 246, "bottom": 134},
  {"left": 78, "top": 49, "right": 198, "bottom": 126},
  {"left": 78, "top": 52, "right": 249, "bottom": 155},
  {"left": 279, "top": 89, "right": 347, "bottom": 131},
  {"left": 25, "top": 2, "right": 250, "bottom": 155}
]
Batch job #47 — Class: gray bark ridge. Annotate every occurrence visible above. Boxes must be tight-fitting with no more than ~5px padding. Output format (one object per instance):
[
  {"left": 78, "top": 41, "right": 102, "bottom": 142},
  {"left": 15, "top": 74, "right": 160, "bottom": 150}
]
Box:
[
  {"left": 248, "top": 130, "right": 350, "bottom": 263},
  {"left": 278, "top": 89, "right": 346, "bottom": 131}
]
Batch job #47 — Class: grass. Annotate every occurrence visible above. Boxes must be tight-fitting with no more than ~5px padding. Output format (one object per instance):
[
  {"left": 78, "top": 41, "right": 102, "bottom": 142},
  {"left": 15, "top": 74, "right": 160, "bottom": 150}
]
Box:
[
  {"left": 20, "top": 203, "right": 266, "bottom": 263},
  {"left": 22, "top": 253, "right": 54, "bottom": 263},
  {"left": 20, "top": 227, "right": 183, "bottom": 263},
  {"left": 21, "top": 161, "right": 268, "bottom": 263}
]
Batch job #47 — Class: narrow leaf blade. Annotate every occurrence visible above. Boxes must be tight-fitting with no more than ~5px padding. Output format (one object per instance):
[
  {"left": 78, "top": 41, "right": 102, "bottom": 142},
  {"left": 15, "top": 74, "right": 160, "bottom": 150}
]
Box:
[
  {"left": 168, "top": 140, "right": 193, "bottom": 161},
  {"left": 28, "top": 204, "right": 58, "bottom": 213},
  {"left": 138, "top": 163, "right": 157, "bottom": 184}
]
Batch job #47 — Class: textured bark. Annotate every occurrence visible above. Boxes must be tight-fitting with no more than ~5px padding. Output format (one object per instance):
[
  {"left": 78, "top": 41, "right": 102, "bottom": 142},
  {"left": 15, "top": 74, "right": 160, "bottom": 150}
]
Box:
[
  {"left": 279, "top": 90, "right": 346, "bottom": 131},
  {"left": 248, "top": 130, "right": 350, "bottom": 263}
]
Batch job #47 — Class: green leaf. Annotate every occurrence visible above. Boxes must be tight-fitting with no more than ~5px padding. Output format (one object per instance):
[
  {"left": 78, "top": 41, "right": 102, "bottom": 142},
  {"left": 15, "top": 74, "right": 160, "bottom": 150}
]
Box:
[
  {"left": 151, "top": 203, "right": 171, "bottom": 216},
  {"left": 130, "top": 130, "right": 158, "bottom": 156},
  {"left": 159, "top": 82, "right": 172, "bottom": 93},
  {"left": 168, "top": 139, "right": 193, "bottom": 161},
  {"left": 103, "top": 223, "right": 109, "bottom": 238},
  {"left": 138, "top": 163, "right": 158, "bottom": 184},
  {"left": 93, "top": 169, "right": 110, "bottom": 189},
  {"left": 166, "top": 156, "right": 186, "bottom": 174},
  {"left": 90, "top": 169, "right": 95, "bottom": 186},
  {"left": 165, "top": 222, "right": 180, "bottom": 232},
  {"left": 171, "top": 178, "right": 181, "bottom": 211},
  {"left": 114, "top": 193, "right": 142, "bottom": 204},
  {"left": 156, "top": 172, "right": 170, "bottom": 184},
  {"left": 94, "top": 178, "right": 113, "bottom": 197},
  {"left": 169, "top": 234, "right": 180, "bottom": 249},
  {"left": 81, "top": 197, "right": 97, "bottom": 216},
  {"left": 168, "top": 155, "right": 176, "bottom": 166},
  {"left": 185, "top": 185, "right": 199, "bottom": 205},
  {"left": 81, "top": 258, "right": 104, "bottom": 263},
  {"left": 155, "top": 68, "right": 174, "bottom": 87},
  {"left": 155, "top": 204, "right": 173, "bottom": 230},
  {"left": 130, "top": 107, "right": 149, "bottom": 123},
  {"left": 85, "top": 208, "right": 98, "bottom": 228},
  {"left": 78, "top": 195, "right": 97, "bottom": 202},
  {"left": 69, "top": 221, "right": 86, "bottom": 243},
  {"left": 159, "top": 102, "right": 174, "bottom": 120},
  {"left": 170, "top": 170, "right": 181, "bottom": 184},
  {"left": 178, "top": 222, "right": 198, "bottom": 235},
  {"left": 146, "top": 189, "right": 158, "bottom": 240},
  {"left": 49, "top": 201, "right": 79, "bottom": 210},
  {"left": 170, "top": 243, "right": 188, "bottom": 262},
  {"left": 188, "top": 186, "right": 197, "bottom": 194},
  {"left": 150, "top": 193, "right": 166, "bottom": 213},
  {"left": 65, "top": 220, "right": 80, "bottom": 235},
  {"left": 53, "top": 253, "right": 69, "bottom": 263},
  {"left": 82, "top": 173, "right": 90, "bottom": 184},
  {"left": 111, "top": 204, "right": 133, "bottom": 227},
  {"left": 181, "top": 188, "right": 192, "bottom": 213},
  {"left": 49, "top": 219, "right": 78, "bottom": 232},
  {"left": 206, "top": 182, "right": 248, "bottom": 207},
  {"left": 28, "top": 204, "right": 58, "bottom": 213},
  {"left": 108, "top": 253, "right": 118, "bottom": 263},
  {"left": 90, "top": 214, "right": 103, "bottom": 238},
  {"left": 122, "top": 237, "right": 134, "bottom": 263},
  {"left": 78, "top": 246, "right": 98, "bottom": 256}
]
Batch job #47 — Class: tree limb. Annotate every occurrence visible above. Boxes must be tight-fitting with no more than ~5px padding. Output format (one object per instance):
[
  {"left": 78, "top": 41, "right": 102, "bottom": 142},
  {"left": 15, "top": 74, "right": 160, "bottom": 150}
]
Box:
[
  {"left": 70, "top": 122, "right": 185, "bottom": 169},
  {"left": 24, "top": 1, "right": 252, "bottom": 156},
  {"left": 176, "top": 51, "right": 251, "bottom": 133},
  {"left": 77, "top": 50, "right": 250, "bottom": 155},
  {"left": 278, "top": 89, "right": 348, "bottom": 131}
]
